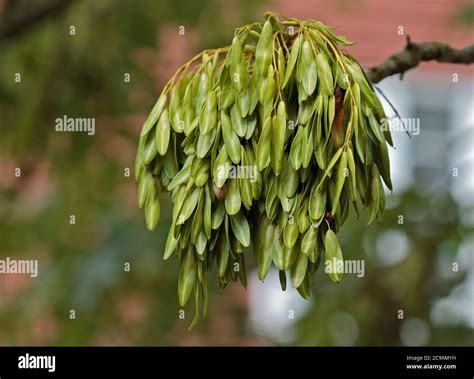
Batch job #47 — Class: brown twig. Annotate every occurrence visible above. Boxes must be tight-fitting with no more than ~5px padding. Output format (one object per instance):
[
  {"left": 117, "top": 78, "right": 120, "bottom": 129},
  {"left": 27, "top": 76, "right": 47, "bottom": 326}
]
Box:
[{"left": 366, "top": 37, "right": 474, "bottom": 83}]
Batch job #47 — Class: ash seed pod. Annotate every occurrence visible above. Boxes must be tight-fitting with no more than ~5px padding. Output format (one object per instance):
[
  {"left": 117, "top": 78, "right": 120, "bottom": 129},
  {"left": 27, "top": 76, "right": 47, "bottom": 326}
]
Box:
[
  {"left": 289, "top": 126, "right": 304, "bottom": 170},
  {"left": 196, "top": 72, "right": 210, "bottom": 115},
  {"left": 136, "top": 14, "right": 394, "bottom": 324},
  {"left": 301, "top": 225, "right": 317, "bottom": 255},
  {"left": 283, "top": 159, "right": 299, "bottom": 198},
  {"left": 283, "top": 221, "right": 299, "bottom": 249},
  {"left": 177, "top": 187, "right": 200, "bottom": 225},
  {"left": 178, "top": 248, "right": 197, "bottom": 306},
  {"left": 230, "top": 210, "right": 251, "bottom": 247},
  {"left": 256, "top": 116, "right": 272, "bottom": 171},
  {"left": 138, "top": 171, "right": 153, "bottom": 209},
  {"left": 163, "top": 224, "right": 178, "bottom": 260},
  {"left": 225, "top": 178, "right": 241, "bottom": 215},
  {"left": 141, "top": 92, "right": 167, "bottom": 137},
  {"left": 262, "top": 66, "right": 276, "bottom": 113},
  {"left": 300, "top": 126, "right": 313, "bottom": 168},
  {"left": 367, "top": 170, "right": 380, "bottom": 226},
  {"left": 315, "top": 50, "right": 333, "bottom": 96},
  {"left": 155, "top": 108, "right": 171, "bottom": 156},
  {"left": 230, "top": 103, "right": 247, "bottom": 137},
  {"left": 272, "top": 225, "right": 285, "bottom": 270},
  {"left": 142, "top": 135, "right": 158, "bottom": 165},
  {"left": 193, "top": 159, "right": 211, "bottom": 187},
  {"left": 290, "top": 251, "right": 308, "bottom": 288},
  {"left": 300, "top": 40, "right": 317, "bottom": 96},
  {"left": 256, "top": 217, "right": 275, "bottom": 280},
  {"left": 213, "top": 146, "right": 230, "bottom": 188},
  {"left": 324, "top": 229, "right": 343, "bottom": 283},
  {"left": 270, "top": 103, "right": 286, "bottom": 174},
  {"left": 330, "top": 150, "right": 348, "bottom": 215},
  {"left": 196, "top": 127, "right": 216, "bottom": 158},
  {"left": 211, "top": 201, "right": 226, "bottom": 230},
  {"left": 309, "top": 189, "right": 327, "bottom": 225},
  {"left": 255, "top": 20, "right": 273, "bottom": 76},
  {"left": 200, "top": 90, "right": 217, "bottom": 135},
  {"left": 283, "top": 34, "right": 302, "bottom": 89},
  {"left": 296, "top": 272, "right": 311, "bottom": 299},
  {"left": 145, "top": 195, "right": 160, "bottom": 231},
  {"left": 297, "top": 198, "right": 311, "bottom": 233},
  {"left": 277, "top": 46, "right": 286, "bottom": 85},
  {"left": 221, "top": 110, "right": 241, "bottom": 164}
]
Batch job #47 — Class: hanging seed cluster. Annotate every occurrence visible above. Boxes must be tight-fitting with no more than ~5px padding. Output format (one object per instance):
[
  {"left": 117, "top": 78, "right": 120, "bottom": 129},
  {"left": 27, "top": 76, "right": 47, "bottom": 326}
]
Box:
[{"left": 135, "top": 13, "right": 392, "bottom": 325}]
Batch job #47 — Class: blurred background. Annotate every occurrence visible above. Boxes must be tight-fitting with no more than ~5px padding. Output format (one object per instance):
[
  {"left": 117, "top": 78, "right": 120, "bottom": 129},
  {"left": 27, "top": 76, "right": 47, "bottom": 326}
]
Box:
[{"left": 0, "top": 0, "right": 473, "bottom": 346}]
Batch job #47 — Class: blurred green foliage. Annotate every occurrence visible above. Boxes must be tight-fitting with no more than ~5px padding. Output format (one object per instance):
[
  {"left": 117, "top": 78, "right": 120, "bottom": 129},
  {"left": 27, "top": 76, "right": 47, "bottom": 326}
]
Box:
[{"left": 0, "top": 0, "right": 472, "bottom": 346}]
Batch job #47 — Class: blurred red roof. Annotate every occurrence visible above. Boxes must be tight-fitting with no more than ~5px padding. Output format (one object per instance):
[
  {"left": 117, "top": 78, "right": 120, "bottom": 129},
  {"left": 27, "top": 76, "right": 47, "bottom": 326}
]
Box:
[{"left": 274, "top": 0, "right": 474, "bottom": 75}]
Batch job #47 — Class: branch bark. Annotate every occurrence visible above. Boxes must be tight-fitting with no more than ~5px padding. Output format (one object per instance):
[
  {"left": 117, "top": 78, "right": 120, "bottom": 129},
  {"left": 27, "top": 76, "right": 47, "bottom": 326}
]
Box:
[{"left": 366, "top": 38, "right": 474, "bottom": 83}]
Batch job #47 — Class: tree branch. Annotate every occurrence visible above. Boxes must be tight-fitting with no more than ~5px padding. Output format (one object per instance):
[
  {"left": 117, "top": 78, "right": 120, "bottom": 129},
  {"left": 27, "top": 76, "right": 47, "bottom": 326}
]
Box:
[{"left": 366, "top": 37, "right": 474, "bottom": 83}]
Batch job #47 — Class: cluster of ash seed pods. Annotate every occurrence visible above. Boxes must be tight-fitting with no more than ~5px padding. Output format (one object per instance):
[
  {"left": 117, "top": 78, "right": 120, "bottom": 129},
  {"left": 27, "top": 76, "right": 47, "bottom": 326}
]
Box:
[{"left": 135, "top": 13, "right": 392, "bottom": 325}]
